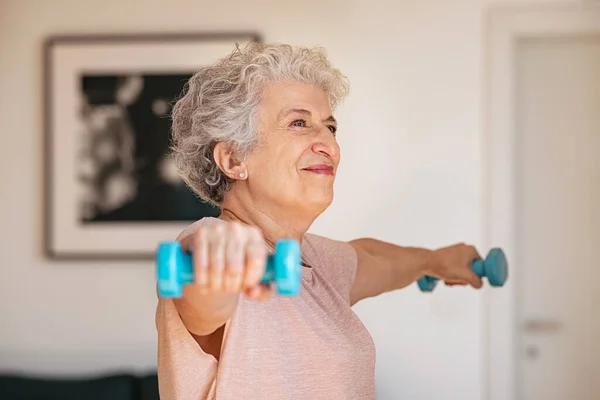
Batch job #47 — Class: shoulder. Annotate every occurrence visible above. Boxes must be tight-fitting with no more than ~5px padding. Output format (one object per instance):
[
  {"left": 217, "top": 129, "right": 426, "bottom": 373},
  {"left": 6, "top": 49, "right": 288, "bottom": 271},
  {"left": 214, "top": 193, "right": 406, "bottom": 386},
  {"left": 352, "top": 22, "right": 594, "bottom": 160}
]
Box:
[
  {"left": 302, "top": 233, "right": 358, "bottom": 301},
  {"left": 303, "top": 233, "right": 357, "bottom": 266}
]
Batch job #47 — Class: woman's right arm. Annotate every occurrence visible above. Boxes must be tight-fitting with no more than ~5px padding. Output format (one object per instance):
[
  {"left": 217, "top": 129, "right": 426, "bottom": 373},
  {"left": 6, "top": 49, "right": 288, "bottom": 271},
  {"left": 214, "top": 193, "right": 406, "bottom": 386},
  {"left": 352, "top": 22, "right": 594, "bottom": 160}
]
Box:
[{"left": 172, "top": 220, "right": 271, "bottom": 337}]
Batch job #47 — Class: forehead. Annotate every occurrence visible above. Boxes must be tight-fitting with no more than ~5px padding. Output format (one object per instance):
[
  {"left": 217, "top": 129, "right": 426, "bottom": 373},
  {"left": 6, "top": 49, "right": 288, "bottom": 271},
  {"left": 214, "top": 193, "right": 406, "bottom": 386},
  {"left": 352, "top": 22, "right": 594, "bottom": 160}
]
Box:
[{"left": 260, "top": 81, "right": 332, "bottom": 117}]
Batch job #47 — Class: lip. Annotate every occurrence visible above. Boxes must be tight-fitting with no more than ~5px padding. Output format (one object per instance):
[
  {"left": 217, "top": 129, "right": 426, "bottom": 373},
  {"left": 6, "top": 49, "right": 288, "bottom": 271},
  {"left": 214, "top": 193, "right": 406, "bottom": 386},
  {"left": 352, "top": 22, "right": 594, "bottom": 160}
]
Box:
[{"left": 302, "top": 164, "right": 334, "bottom": 176}]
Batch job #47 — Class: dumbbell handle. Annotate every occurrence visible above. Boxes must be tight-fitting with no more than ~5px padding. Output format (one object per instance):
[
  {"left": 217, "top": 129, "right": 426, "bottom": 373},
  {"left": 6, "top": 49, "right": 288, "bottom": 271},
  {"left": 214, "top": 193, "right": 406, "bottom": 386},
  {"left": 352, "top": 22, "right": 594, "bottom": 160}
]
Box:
[
  {"left": 159, "top": 246, "right": 278, "bottom": 286},
  {"left": 156, "top": 240, "right": 301, "bottom": 298},
  {"left": 471, "top": 258, "right": 486, "bottom": 278}
]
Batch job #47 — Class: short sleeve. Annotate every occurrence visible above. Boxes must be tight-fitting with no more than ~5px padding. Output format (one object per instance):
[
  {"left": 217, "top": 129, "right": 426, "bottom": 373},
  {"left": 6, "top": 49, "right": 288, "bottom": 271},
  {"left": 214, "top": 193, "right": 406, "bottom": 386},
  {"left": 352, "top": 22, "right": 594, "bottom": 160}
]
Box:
[
  {"left": 303, "top": 234, "right": 358, "bottom": 304},
  {"left": 155, "top": 217, "right": 221, "bottom": 399},
  {"left": 155, "top": 298, "right": 218, "bottom": 399}
]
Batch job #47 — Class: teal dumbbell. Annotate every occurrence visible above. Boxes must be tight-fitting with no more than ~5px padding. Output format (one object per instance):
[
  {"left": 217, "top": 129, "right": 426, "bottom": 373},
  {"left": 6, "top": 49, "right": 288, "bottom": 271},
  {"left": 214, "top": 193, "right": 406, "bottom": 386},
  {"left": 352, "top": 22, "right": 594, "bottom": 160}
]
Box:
[
  {"left": 417, "top": 248, "right": 508, "bottom": 292},
  {"left": 156, "top": 239, "right": 301, "bottom": 298}
]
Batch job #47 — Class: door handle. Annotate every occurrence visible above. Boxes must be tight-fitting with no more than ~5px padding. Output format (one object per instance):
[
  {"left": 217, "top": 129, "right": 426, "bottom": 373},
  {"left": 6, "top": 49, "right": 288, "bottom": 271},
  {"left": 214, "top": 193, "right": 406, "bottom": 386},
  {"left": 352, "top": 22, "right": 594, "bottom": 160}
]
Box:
[{"left": 522, "top": 319, "right": 563, "bottom": 334}]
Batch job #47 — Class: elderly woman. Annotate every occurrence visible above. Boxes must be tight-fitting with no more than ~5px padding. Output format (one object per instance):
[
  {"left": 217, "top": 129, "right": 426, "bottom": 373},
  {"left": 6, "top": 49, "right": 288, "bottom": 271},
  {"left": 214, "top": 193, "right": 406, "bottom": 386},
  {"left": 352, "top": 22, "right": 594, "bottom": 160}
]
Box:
[{"left": 155, "top": 42, "right": 483, "bottom": 400}]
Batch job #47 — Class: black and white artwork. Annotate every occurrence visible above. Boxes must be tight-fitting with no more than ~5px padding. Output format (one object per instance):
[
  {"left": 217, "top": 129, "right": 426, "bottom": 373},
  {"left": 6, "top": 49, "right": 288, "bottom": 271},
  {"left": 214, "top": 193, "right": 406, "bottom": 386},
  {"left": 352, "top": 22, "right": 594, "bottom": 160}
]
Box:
[
  {"left": 44, "top": 33, "right": 260, "bottom": 259},
  {"left": 78, "top": 73, "right": 219, "bottom": 223}
]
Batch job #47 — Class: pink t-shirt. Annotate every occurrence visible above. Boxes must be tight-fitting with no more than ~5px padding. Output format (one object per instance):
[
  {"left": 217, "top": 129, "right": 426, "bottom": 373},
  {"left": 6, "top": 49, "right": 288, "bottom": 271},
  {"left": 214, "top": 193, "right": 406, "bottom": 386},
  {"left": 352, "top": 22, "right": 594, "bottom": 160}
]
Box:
[{"left": 155, "top": 217, "right": 376, "bottom": 399}]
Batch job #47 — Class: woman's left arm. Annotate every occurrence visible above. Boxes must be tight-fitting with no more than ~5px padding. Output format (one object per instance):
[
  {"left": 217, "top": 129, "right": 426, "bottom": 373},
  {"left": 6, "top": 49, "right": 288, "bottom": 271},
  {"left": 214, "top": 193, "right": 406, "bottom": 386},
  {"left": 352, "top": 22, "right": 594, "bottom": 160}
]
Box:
[{"left": 347, "top": 238, "right": 484, "bottom": 306}]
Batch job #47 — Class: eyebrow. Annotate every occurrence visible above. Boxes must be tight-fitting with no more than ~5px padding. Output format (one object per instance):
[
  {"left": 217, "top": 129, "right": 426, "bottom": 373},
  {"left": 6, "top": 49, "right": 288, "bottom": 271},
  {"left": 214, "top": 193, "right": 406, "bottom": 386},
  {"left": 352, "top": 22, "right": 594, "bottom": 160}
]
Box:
[{"left": 281, "top": 108, "right": 337, "bottom": 125}]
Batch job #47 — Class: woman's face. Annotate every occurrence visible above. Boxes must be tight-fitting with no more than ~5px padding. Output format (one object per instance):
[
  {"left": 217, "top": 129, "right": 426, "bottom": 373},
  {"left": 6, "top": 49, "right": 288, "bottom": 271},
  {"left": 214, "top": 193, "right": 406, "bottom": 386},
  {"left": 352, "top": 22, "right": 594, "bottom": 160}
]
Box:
[{"left": 245, "top": 81, "right": 340, "bottom": 217}]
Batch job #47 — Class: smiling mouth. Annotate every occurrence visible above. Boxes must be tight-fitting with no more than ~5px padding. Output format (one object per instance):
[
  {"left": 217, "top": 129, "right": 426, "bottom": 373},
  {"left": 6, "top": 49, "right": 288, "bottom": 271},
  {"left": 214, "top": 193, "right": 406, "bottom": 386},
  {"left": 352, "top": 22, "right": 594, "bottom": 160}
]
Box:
[{"left": 302, "top": 164, "right": 334, "bottom": 176}]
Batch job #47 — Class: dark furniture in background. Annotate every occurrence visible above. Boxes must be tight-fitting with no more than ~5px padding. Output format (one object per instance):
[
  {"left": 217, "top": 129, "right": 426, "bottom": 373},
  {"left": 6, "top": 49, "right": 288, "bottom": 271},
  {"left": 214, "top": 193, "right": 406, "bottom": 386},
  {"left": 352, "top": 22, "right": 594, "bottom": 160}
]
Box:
[{"left": 0, "top": 372, "right": 158, "bottom": 400}]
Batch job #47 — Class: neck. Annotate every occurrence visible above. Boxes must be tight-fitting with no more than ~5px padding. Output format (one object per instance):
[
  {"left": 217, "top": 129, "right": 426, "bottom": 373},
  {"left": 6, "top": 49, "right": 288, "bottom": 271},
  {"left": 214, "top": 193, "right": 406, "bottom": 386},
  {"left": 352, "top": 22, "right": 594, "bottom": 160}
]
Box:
[{"left": 219, "top": 190, "right": 316, "bottom": 249}]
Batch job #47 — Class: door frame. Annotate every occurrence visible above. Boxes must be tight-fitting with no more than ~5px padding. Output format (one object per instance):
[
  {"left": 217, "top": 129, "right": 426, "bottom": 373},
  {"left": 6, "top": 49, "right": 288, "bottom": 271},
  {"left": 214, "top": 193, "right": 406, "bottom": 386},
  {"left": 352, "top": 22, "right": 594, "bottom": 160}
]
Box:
[{"left": 484, "top": 3, "right": 600, "bottom": 400}]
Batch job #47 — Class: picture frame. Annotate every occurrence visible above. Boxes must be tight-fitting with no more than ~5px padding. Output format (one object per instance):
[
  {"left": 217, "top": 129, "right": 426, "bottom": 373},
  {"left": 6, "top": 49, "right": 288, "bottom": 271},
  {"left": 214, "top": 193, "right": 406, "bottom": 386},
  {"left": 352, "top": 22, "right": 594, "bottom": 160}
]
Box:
[{"left": 43, "top": 32, "right": 261, "bottom": 260}]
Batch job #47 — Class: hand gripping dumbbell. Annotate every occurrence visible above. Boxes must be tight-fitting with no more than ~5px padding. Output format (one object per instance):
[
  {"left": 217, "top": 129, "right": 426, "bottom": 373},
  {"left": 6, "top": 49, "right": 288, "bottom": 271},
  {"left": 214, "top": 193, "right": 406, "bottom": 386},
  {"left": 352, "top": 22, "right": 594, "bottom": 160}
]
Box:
[
  {"left": 156, "top": 239, "right": 302, "bottom": 298},
  {"left": 417, "top": 248, "right": 508, "bottom": 292}
]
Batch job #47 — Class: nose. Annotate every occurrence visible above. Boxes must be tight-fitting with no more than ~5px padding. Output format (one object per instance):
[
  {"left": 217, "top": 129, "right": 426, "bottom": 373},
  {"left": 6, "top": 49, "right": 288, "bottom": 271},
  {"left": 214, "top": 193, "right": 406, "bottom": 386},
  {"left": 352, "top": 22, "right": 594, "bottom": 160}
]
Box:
[{"left": 311, "top": 127, "right": 339, "bottom": 159}]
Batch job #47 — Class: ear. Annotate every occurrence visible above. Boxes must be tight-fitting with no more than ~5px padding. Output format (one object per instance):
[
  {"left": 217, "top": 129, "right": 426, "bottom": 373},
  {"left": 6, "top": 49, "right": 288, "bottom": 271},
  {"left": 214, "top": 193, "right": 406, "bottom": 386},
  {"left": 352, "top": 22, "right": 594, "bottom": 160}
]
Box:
[{"left": 213, "top": 142, "right": 248, "bottom": 180}]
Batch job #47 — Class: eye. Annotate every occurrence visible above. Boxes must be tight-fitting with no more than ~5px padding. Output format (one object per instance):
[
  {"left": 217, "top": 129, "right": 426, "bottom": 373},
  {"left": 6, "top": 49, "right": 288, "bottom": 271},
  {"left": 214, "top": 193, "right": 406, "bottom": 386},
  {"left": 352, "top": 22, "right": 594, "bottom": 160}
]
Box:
[
  {"left": 291, "top": 119, "right": 307, "bottom": 128},
  {"left": 327, "top": 125, "right": 337, "bottom": 135}
]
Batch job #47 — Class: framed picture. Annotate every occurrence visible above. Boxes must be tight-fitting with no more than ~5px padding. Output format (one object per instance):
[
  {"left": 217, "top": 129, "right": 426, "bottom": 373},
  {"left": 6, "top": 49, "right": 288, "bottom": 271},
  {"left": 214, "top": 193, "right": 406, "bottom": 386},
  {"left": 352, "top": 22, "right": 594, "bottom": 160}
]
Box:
[{"left": 43, "top": 32, "right": 261, "bottom": 260}]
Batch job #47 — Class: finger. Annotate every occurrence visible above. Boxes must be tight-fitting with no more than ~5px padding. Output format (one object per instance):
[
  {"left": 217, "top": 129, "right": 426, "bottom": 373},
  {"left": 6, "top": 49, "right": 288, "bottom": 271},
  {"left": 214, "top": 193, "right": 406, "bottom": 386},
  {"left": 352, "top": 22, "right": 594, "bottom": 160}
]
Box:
[
  {"left": 190, "top": 229, "right": 209, "bottom": 288},
  {"left": 244, "top": 285, "right": 260, "bottom": 299},
  {"left": 208, "top": 223, "right": 226, "bottom": 291},
  {"left": 179, "top": 234, "right": 192, "bottom": 251},
  {"left": 255, "top": 285, "right": 273, "bottom": 301},
  {"left": 242, "top": 227, "right": 267, "bottom": 289},
  {"left": 444, "top": 280, "right": 467, "bottom": 286},
  {"left": 470, "top": 274, "right": 484, "bottom": 289},
  {"left": 466, "top": 245, "right": 484, "bottom": 288},
  {"left": 467, "top": 244, "right": 483, "bottom": 261},
  {"left": 460, "top": 266, "right": 483, "bottom": 289},
  {"left": 244, "top": 284, "right": 272, "bottom": 302},
  {"left": 223, "top": 223, "right": 245, "bottom": 292}
]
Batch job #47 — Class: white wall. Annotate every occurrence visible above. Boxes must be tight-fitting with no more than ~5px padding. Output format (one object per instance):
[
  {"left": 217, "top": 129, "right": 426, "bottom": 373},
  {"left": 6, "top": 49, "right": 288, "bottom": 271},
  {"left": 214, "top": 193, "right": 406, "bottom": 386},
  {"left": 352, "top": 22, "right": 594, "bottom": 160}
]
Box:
[{"left": 0, "top": 0, "right": 568, "bottom": 398}]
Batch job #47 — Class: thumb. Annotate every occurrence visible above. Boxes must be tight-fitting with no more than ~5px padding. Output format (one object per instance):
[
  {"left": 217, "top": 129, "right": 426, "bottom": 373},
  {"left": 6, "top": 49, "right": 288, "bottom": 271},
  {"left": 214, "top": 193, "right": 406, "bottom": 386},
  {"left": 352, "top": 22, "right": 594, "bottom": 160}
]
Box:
[
  {"left": 465, "top": 246, "right": 484, "bottom": 289},
  {"left": 462, "top": 268, "right": 483, "bottom": 289}
]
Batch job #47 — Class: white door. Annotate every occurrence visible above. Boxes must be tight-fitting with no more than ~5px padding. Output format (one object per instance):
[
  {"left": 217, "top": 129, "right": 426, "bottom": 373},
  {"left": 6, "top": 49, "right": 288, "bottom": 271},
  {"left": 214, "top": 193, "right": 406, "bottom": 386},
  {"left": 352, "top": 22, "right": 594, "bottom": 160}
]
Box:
[{"left": 516, "top": 36, "right": 600, "bottom": 399}]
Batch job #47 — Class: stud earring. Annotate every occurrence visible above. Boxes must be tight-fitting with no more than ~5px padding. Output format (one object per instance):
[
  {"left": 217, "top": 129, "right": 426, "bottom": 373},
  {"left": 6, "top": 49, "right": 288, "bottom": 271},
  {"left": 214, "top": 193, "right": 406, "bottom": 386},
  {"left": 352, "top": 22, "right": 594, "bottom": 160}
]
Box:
[{"left": 239, "top": 171, "right": 246, "bottom": 179}]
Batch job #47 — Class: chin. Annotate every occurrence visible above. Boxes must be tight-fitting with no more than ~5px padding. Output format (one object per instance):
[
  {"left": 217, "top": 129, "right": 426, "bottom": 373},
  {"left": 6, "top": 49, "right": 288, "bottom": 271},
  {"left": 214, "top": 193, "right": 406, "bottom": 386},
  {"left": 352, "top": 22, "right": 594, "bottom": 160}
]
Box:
[
  {"left": 287, "top": 184, "right": 334, "bottom": 214},
  {"left": 301, "top": 192, "right": 333, "bottom": 214}
]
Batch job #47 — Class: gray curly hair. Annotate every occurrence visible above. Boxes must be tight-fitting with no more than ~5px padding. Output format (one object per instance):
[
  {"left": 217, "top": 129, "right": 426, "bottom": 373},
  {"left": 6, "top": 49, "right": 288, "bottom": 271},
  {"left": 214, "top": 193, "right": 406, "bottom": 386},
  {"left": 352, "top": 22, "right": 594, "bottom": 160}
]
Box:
[{"left": 170, "top": 41, "right": 350, "bottom": 206}]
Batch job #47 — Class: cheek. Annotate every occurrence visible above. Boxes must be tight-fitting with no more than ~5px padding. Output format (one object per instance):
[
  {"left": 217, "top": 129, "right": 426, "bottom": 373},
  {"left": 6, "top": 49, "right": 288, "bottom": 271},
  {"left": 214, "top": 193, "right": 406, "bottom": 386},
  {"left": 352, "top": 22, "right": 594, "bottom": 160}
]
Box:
[
  {"left": 333, "top": 142, "right": 341, "bottom": 163},
  {"left": 270, "top": 144, "right": 309, "bottom": 174},
  {"left": 246, "top": 154, "right": 293, "bottom": 192},
  {"left": 247, "top": 137, "right": 311, "bottom": 179}
]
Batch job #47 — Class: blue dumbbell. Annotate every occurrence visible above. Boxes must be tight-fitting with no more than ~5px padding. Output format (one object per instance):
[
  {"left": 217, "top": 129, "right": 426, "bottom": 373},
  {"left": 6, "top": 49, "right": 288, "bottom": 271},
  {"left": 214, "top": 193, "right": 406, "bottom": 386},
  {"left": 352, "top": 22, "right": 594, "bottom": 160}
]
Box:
[
  {"left": 417, "top": 248, "right": 508, "bottom": 292},
  {"left": 156, "top": 239, "right": 302, "bottom": 298}
]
